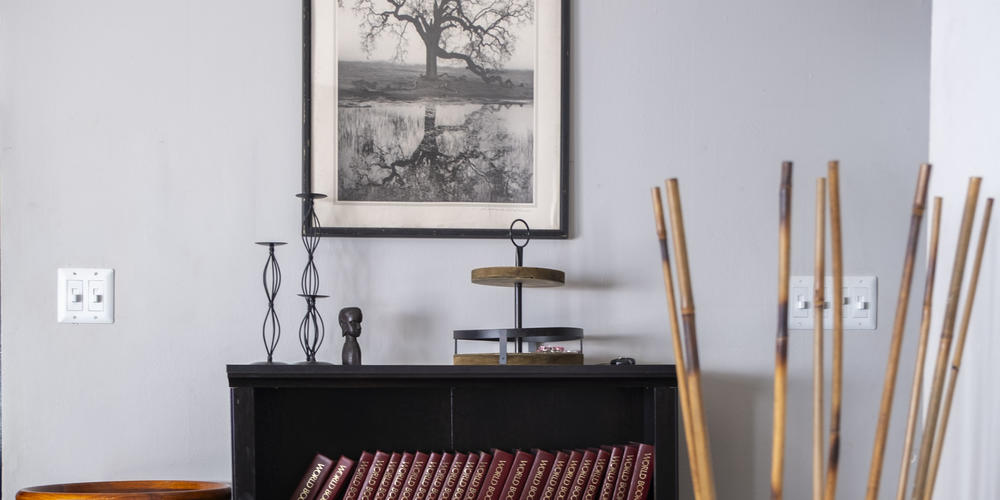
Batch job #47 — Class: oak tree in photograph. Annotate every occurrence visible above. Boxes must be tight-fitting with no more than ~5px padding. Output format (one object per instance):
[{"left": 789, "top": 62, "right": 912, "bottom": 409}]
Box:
[{"left": 350, "top": 0, "right": 533, "bottom": 82}]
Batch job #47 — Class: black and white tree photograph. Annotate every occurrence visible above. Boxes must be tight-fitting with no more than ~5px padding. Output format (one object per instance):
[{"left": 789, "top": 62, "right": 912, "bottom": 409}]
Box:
[
  {"left": 306, "top": 0, "right": 566, "bottom": 237},
  {"left": 336, "top": 0, "right": 536, "bottom": 204}
]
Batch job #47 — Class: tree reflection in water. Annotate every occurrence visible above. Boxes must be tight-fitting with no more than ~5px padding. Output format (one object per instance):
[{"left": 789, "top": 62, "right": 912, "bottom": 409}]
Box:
[{"left": 339, "top": 102, "right": 533, "bottom": 203}]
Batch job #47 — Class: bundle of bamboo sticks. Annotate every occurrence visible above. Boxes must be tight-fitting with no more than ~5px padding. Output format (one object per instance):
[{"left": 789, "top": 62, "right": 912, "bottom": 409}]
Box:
[
  {"left": 860, "top": 173, "right": 994, "bottom": 500},
  {"left": 760, "top": 163, "right": 992, "bottom": 500},
  {"left": 651, "top": 181, "right": 716, "bottom": 500},
  {"left": 652, "top": 165, "right": 993, "bottom": 500},
  {"left": 769, "top": 161, "right": 850, "bottom": 500}
]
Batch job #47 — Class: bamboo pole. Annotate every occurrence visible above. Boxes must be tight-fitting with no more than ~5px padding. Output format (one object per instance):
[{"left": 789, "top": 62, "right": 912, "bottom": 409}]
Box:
[
  {"left": 894, "top": 196, "right": 942, "bottom": 500},
  {"left": 865, "top": 163, "right": 932, "bottom": 500},
  {"left": 651, "top": 187, "right": 703, "bottom": 500},
  {"left": 770, "top": 162, "right": 793, "bottom": 500},
  {"left": 911, "top": 177, "right": 982, "bottom": 500},
  {"left": 922, "top": 197, "right": 993, "bottom": 499},
  {"left": 666, "top": 178, "right": 717, "bottom": 500},
  {"left": 812, "top": 177, "right": 826, "bottom": 500},
  {"left": 824, "top": 161, "right": 843, "bottom": 500}
]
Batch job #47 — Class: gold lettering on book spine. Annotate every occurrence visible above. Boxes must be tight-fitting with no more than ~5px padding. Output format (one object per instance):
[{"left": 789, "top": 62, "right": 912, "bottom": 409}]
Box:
[
  {"left": 318, "top": 464, "right": 350, "bottom": 500},
  {"left": 360, "top": 461, "right": 385, "bottom": 500},
  {"left": 524, "top": 458, "right": 551, "bottom": 499},
  {"left": 630, "top": 454, "right": 652, "bottom": 500},
  {"left": 584, "top": 459, "right": 607, "bottom": 499},
  {"left": 298, "top": 463, "right": 327, "bottom": 500},
  {"left": 540, "top": 459, "right": 566, "bottom": 500},
  {"left": 556, "top": 459, "right": 579, "bottom": 499},
  {"left": 504, "top": 459, "right": 530, "bottom": 500},
  {"left": 345, "top": 458, "right": 373, "bottom": 499},
  {"left": 465, "top": 461, "right": 489, "bottom": 500},
  {"left": 598, "top": 456, "right": 621, "bottom": 499},
  {"left": 613, "top": 454, "right": 635, "bottom": 500},
  {"left": 399, "top": 459, "right": 425, "bottom": 499},
  {"left": 387, "top": 465, "right": 408, "bottom": 499},
  {"left": 482, "top": 459, "right": 509, "bottom": 500},
  {"left": 414, "top": 461, "right": 438, "bottom": 499},
  {"left": 569, "top": 457, "right": 594, "bottom": 499}
]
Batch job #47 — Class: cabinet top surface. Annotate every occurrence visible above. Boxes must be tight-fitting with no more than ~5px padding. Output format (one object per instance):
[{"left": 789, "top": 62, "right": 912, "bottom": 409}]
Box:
[{"left": 227, "top": 364, "right": 676, "bottom": 386}]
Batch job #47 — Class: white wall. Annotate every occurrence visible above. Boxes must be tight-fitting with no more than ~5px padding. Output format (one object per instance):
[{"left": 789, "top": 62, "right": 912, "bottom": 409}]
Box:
[
  {"left": 927, "top": 0, "right": 1000, "bottom": 497},
  {"left": 0, "top": 1, "right": 931, "bottom": 498}
]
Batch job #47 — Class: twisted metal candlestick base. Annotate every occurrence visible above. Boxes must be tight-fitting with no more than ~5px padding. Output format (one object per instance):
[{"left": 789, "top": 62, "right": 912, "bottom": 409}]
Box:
[
  {"left": 255, "top": 241, "right": 286, "bottom": 363},
  {"left": 298, "top": 294, "right": 328, "bottom": 363}
]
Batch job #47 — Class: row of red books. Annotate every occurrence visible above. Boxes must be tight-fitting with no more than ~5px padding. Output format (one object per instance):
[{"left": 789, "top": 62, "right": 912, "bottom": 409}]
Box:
[{"left": 290, "top": 443, "right": 655, "bottom": 500}]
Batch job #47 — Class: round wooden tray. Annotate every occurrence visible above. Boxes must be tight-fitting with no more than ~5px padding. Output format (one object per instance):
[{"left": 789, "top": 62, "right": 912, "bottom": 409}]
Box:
[
  {"left": 454, "top": 352, "right": 584, "bottom": 366},
  {"left": 17, "top": 481, "right": 231, "bottom": 499},
  {"left": 470, "top": 267, "right": 564, "bottom": 287}
]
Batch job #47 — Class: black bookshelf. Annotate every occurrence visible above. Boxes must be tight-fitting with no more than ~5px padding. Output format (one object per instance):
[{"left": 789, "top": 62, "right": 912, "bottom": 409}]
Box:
[{"left": 227, "top": 364, "right": 678, "bottom": 499}]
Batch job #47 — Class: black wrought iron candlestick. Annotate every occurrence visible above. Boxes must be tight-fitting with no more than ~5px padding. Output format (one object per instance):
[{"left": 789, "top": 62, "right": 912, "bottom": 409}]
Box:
[
  {"left": 296, "top": 192, "right": 328, "bottom": 363},
  {"left": 255, "top": 241, "right": 286, "bottom": 363},
  {"left": 298, "top": 293, "right": 328, "bottom": 363}
]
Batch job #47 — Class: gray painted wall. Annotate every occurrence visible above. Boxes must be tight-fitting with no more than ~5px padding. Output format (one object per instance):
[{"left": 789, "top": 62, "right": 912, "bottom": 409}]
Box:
[{"left": 0, "top": 1, "right": 930, "bottom": 498}]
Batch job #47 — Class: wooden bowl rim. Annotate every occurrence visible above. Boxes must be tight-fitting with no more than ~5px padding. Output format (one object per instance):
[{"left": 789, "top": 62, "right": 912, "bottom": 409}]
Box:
[{"left": 18, "top": 480, "right": 230, "bottom": 496}]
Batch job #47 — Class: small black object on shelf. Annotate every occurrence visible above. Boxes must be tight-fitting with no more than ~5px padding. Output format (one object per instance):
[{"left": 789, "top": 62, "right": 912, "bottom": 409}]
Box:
[
  {"left": 296, "top": 193, "right": 328, "bottom": 363},
  {"left": 610, "top": 357, "right": 636, "bottom": 366},
  {"left": 339, "top": 307, "right": 363, "bottom": 366},
  {"left": 255, "top": 241, "right": 286, "bottom": 364},
  {"left": 454, "top": 219, "right": 583, "bottom": 364}
]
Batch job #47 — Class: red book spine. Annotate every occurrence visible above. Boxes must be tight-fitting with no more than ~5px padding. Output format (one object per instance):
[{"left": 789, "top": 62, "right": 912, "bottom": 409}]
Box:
[
  {"left": 567, "top": 450, "right": 597, "bottom": 500},
  {"left": 451, "top": 452, "right": 480, "bottom": 500},
  {"left": 624, "top": 444, "right": 654, "bottom": 500},
  {"left": 463, "top": 451, "right": 493, "bottom": 500},
  {"left": 539, "top": 451, "right": 569, "bottom": 500},
  {"left": 386, "top": 452, "right": 415, "bottom": 500},
  {"left": 554, "top": 450, "right": 584, "bottom": 500},
  {"left": 519, "top": 450, "right": 555, "bottom": 500},
  {"left": 425, "top": 452, "right": 455, "bottom": 500},
  {"left": 344, "top": 451, "right": 376, "bottom": 500},
  {"left": 596, "top": 447, "right": 623, "bottom": 500},
  {"left": 399, "top": 452, "right": 430, "bottom": 500},
  {"left": 499, "top": 450, "right": 534, "bottom": 500},
  {"left": 437, "top": 452, "right": 469, "bottom": 500},
  {"left": 476, "top": 449, "right": 515, "bottom": 500},
  {"left": 290, "top": 454, "right": 335, "bottom": 500},
  {"left": 582, "top": 449, "right": 610, "bottom": 500},
  {"left": 610, "top": 446, "right": 638, "bottom": 500},
  {"left": 412, "top": 452, "right": 444, "bottom": 500},
  {"left": 359, "top": 451, "right": 392, "bottom": 500},
  {"left": 317, "top": 456, "right": 356, "bottom": 500},
  {"left": 375, "top": 453, "right": 404, "bottom": 500}
]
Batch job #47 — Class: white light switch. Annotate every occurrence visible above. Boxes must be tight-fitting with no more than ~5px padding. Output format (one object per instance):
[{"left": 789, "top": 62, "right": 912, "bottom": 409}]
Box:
[
  {"left": 67, "top": 280, "right": 84, "bottom": 311},
  {"left": 788, "top": 275, "right": 877, "bottom": 331},
  {"left": 58, "top": 268, "right": 114, "bottom": 324}
]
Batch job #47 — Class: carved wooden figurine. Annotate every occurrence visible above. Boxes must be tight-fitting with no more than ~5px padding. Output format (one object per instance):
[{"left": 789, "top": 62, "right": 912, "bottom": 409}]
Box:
[{"left": 340, "top": 307, "right": 362, "bottom": 365}]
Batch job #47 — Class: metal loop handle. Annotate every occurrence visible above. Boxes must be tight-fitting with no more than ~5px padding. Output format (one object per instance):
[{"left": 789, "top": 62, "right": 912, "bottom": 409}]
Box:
[{"left": 509, "top": 219, "right": 531, "bottom": 249}]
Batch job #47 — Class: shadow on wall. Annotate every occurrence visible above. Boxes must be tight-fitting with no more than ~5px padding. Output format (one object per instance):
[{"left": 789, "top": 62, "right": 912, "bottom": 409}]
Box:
[{"left": 700, "top": 371, "right": 770, "bottom": 500}]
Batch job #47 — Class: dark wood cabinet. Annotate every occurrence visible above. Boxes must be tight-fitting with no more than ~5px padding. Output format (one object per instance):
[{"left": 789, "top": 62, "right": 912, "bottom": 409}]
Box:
[{"left": 227, "top": 364, "right": 678, "bottom": 499}]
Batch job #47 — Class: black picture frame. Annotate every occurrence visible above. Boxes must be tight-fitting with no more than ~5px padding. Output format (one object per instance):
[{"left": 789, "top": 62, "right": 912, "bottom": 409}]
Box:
[{"left": 301, "top": 0, "right": 570, "bottom": 238}]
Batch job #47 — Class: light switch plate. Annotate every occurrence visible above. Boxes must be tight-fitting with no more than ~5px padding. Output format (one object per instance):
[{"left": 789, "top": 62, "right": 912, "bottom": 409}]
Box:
[
  {"left": 788, "top": 275, "right": 877, "bottom": 330},
  {"left": 57, "top": 268, "right": 114, "bottom": 324}
]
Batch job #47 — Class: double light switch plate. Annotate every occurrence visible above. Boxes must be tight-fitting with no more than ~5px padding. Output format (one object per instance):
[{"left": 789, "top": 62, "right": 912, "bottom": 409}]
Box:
[
  {"left": 788, "top": 275, "right": 877, "bottom": 330},
  {"left": 57, "top": 268, "right": 114, "bottom": 324}
]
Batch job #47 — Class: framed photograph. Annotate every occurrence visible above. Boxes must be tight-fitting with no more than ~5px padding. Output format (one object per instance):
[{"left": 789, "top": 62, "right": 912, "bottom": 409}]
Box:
[{"left": 303, "top": 0, "right": 569, "bottom": 238}]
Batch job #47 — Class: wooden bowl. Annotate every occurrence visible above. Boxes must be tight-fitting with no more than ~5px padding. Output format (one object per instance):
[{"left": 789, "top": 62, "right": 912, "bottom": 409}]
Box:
[{"left": 17, "top": 481, "right": 230, "bottom": 499}]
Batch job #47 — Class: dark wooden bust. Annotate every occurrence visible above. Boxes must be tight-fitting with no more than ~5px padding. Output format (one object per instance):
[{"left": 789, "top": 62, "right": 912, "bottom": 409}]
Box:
[{"left": 340, "top": 307, "right": 362, "bottom": 365}]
